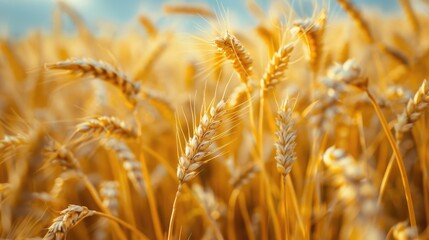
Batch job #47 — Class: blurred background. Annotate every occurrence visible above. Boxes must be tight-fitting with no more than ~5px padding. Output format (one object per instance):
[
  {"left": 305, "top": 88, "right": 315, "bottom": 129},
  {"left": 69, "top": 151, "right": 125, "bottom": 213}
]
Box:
[{"left": 0, "top": 0, "right": 417, "bottom": 37}]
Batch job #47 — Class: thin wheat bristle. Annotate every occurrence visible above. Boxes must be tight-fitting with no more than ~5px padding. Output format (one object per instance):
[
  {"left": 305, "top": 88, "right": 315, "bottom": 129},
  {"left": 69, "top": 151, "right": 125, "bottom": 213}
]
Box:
[
  {"left": 45, "top": 58, "right": 140, "bottom": 106},
  {"left": 262, "top": 44, "right": 294, "bottom": 90},
  {"left": 103, "top": 138, "right": 144, "bottom": 195},
  {"left": 163, "top": 4, "right": 215, "bottom": 18},
  {"left": 336, "top": 0, "right": 374, "bottom": 43},
  {"left": 395, "top": 79, "right": 429, "bottom": 141},
  {"left": 275, "top": 99, "right": 297, "bottom": 176},
  {"left": 43, "top": 205, "right": 94, "bottom": 240},
  {"left": 176, "top": 99, "right": 227, "bottom": 185},
  {"left": 215, "top": 33, "right": 254, "bottom": 83},
  {"left": 76, "top": 116, "right": 137, "bottom": 139}
]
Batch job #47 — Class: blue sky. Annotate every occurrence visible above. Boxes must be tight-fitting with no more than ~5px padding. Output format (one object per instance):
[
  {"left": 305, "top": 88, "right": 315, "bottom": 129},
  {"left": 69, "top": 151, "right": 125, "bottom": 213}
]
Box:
[{"left": 0, "top": 0, "right": 401, "bottom": 37}]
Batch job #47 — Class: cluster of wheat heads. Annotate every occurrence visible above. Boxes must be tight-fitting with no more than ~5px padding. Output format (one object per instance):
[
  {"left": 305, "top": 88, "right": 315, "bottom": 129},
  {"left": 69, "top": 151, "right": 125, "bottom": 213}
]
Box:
[{"left": 1, "top": 0, "right": 429, "bottom": 239}]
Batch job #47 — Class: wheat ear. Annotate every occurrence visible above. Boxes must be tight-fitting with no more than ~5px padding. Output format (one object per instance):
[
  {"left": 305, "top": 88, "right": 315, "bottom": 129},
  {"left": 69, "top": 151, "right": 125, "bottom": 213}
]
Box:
[
  {"left": 215, "top": 33, "right": 254, "bottom": 83},
  {"left": 100, "top": 181, "right": 120, "bottom": 216},
  {"left": 323, "top": 147, "right": 381, "bottom": 238},
  {"left": 76, "top": 116, "right": 137, "bottom": 139},
  {"left": 334, "top": 60, "right": 417, "bottom": 228},
  {"left": 43, "top": 205, "right": 95, "bottom": 240},
  {"left": 275, "top": 99, "right": 298, "bottom": 239},
  {"left": 230, "top": 163, "right": 259, "bottom": 190},
  {"left": 262, "top": 44, "right": 294, "bottom": 90},
  {"left": 44, "top": 204, "right": 148, "bottom": 240},
  {"left": 138, "top": 15, "right": 157, "bottom": 38},
  {"left": 168, "top": 99, "right": 227, "bottom": 240},
  {"left": 395, "top": 79, "right": 429, "bottom": 141},
  {"left": 275, "top": 100, "right": 297, "bottom": 177},
  {"left": 336, "top": 0, "right": 374, "bottom": 43},
  {"left": 103, "top": 138, "right": 144, "bottom": 195},
  {"left": 292, "top": 9, "right": 326, "bottom": 73},
  {"left": 44, "top": 140, "right": 81, "bottom": 171},
  {"left": 379, "top": 80, "right": 429, "bottom": 210},
  {"left": 44, "top": 140, "right": 128, "bottom": 239},
  {"left": 0, "top": 134, "right": 27, "bottom": 151},
  {"left": 176, "top": 99, "right": 227, "bottom": 185},
  {"left": 45, "top": 58, "right": 140, "bottom": 106},
  {"left": 163, "top": 4, "right": 215, "bottom": 18}
]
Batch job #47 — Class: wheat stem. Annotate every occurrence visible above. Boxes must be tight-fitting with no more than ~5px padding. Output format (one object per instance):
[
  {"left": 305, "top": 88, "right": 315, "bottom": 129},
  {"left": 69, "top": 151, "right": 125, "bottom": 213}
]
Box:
[
  {"left": 167, "top": 186, "right": 181, "bottom": 240},
  {"left": 139, "top": 151, "right": 163, "bottom": 240},
  {"left": 366, "top": 90, "right": 417, "bottom": 228},
  {"left": 81, "top": 175, "right": 128, "bottom": 240}
]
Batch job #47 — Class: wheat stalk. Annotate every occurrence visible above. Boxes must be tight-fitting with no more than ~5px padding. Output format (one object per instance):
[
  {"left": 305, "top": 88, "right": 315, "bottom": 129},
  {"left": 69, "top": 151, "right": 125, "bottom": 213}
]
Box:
[
  {"left": 261, "top": 44, "right": 294, "bottom": 90},
  {"left": 169, "top": 99, "right": 228, "bottom": 240},
  {"left": 215, "top": 33, "right": 254, "bottom": 83},
  {"left": 45, "top": 58, "right": 140, "bottom": 106},
  {"left": 76, "top": 116, "right": 137, "bottom": 139}
]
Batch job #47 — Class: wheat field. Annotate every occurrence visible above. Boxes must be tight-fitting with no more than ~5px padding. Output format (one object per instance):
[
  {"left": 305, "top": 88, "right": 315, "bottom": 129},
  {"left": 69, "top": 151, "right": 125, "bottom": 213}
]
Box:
[{"left": 1, "top": 0, "right": 429, "bottom": 239}]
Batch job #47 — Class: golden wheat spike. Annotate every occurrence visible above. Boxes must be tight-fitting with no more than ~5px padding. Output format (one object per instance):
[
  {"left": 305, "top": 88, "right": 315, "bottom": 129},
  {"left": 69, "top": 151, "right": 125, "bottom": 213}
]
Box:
[
  {"left": 46, "top": 58, "right": 140, "bottom": 106},
  {"left": 215, "top": 33, "right": 254, "bottom": 83}
]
